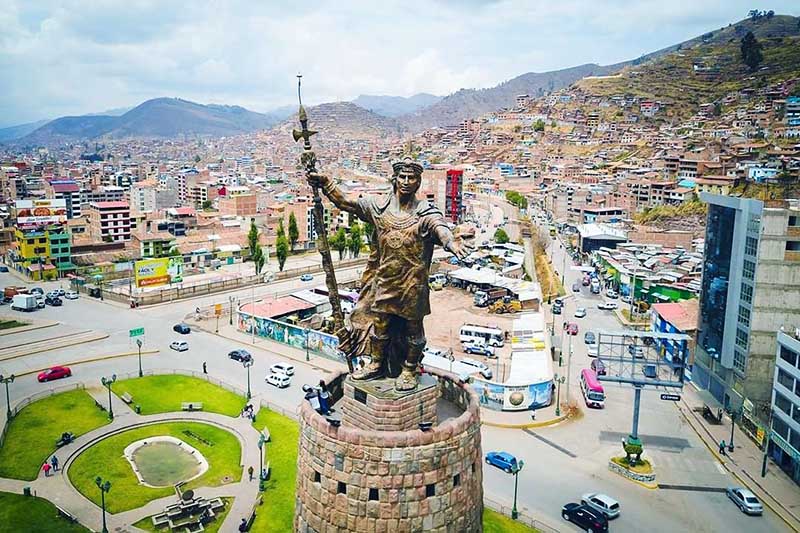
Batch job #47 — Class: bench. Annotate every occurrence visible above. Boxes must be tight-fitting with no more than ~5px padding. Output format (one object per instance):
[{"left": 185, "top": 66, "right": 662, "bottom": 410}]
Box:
[
  {"left": 55, "top": 505, "right": 77, "bottom": 523},
  {"left": 120, "top": 392, "right": 134, "bottom": 404},
  {"left": 241, "top": 499, "right": 260, "bottom": 532},
  {"left": 181, "top": 402, "right": 204, "bottom": 411}
]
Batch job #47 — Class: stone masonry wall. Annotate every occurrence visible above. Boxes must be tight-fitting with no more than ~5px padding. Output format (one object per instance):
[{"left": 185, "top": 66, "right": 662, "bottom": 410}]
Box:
[{"left": 295, "top": 372, "right": 483, "bottom": 533}]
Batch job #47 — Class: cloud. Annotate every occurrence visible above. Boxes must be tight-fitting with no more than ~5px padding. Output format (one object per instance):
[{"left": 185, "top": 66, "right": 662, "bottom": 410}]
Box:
[{"left": 1, "top": 0, "right": 799, "bottom": 126}]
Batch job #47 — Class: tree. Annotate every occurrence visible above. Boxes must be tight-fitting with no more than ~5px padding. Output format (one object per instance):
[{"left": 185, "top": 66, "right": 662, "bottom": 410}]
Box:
[
  {"left": 331, "top": 227, "right": 348, "bottom": 260},
  {"left": 288, "top": 212, "right": 299, "bottom": 251},
  {"left": 740, "top": 31, "right": 763, "bottom": 72},
  {"left": 201, "top": 199, "right": 212, "bottom": 210},
  {"left": 247, "top": 219, "right": 260, "bottom": 260},
  {"left": 276, "top": 220, "right": 289, "bottom": 272},
  {"left": 494, "top": 228, "right": 510, "bottom": 244},
  {"left": 348, "top": 222, "right": 362, "bottom": 258},
  {"left": 533, "top": 119, "right": 545, "bottom": 132}
]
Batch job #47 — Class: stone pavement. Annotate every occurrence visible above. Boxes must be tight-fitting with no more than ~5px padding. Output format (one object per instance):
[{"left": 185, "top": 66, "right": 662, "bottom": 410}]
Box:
[
  {"left": 678, "top": 383, "right": 800, "bottom": 532},
  {"left": 0, "top": 385, "right": 266, "bottom": 533}
]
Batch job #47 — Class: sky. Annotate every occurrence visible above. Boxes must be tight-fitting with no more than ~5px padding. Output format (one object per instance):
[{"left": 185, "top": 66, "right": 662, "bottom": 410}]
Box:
[{"left": 2, "top": 0, "right": 799, "bottom": 127}]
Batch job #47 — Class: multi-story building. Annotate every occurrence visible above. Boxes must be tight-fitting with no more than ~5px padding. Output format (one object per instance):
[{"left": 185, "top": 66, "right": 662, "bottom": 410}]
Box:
[
  {"left": 785, "top": 96, "right": 800, "bottom": 127},
  {"left": 10, "top": 224, "right": 72, "bottom": 280},
  {"left": 130, "top": 184, "right": 156, "bottom": 215},
  {"left": 769, "top": 330, "right": 800, "bottom": 486},
  {"left": 86, "top": 201, "right": 131, "bottom": 243},
  {"left": 694, "top": 194, "right": 800, "bottom": 439},
  {"left": 445, "top": 169, "right": 464, "bottom": 224},
  {"left": 218, "top": 193, "right": 257, "bottom": 217},
  {"left": 46, "top": 180, "right": 82, "bottom": 219}
]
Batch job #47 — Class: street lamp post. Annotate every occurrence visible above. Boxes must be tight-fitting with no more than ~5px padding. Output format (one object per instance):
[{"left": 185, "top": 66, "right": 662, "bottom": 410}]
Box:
[
  {"left": 100, "top": 375, "right": 116, "bottom": 420},
  {"left": 257, "top": 433, "right": 267, "bottom": 491},
  {"left": 728, "top": 409, "right": 737, "bottom": 452},
  {"left": 304, "top": 328, "right": 310, "bottom": 362},
  {"left": 1, "top": 374, "right": 15, "bottom": 420},
  {"left": 243, "top": 359, "right": 253, "bottom": 400},
  {"left": 510, "top": 459, "right": 525, "bottom": 520},
  {"left": 95, "top": 476, "right": 111, "bottom": 533},
  {"left": 229, "top": 295, "right": 236, "bottom": 326},
  {"left": 136, "top": 339, "right": 143, "bottom": 378},
  {"left": 553, "top": 374, "right": 566, "bottom": 417}
]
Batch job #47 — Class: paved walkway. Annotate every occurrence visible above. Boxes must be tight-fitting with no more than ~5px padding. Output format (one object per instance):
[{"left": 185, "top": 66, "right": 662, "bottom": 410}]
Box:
[
  {"left": 678, "top": 383, "right": 800, "bottom": 532},
  {"left": 0, "top": 385, "right": 265, "bottom": 533}
]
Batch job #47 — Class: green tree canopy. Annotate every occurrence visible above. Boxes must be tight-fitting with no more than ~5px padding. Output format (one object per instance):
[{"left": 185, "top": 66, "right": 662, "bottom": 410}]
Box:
[
  {"left": 331, "top": 227, "right": 348, "bottom": 260},
  {"left": 348, "top": 222, "right": 362, "bottom": 258},
  {"left": 494, "top": 228, "right": 510, "bottom": 244},
  {"left": 740, "top": 31, "right": 763, "bottom": 72},
  {"left": 276, "top": 220, "right": 289, "bottom": 271},
  {"left": 288, "top": 212, "right": 299, "bottom": 251},
  {"left": 533, "top": 119, "right": 545, "bottom": 132}
]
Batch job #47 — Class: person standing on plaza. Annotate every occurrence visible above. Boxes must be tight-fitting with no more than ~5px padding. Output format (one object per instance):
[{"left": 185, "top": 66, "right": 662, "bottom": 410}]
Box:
[
  {"left": 50, "top": 455, "right": 59, "bottom": 472},
  {"left": 247, "top": 466, "right": 254, "bottom": 481},
  {"left": 318, "top": 380, "right": 330, "bottom": 415},
  {"left": 202, "top": 361, "right": 207, "bottom": 374},
  {"left": 42, "top": 462, "right": 51, "bottom": 477}
]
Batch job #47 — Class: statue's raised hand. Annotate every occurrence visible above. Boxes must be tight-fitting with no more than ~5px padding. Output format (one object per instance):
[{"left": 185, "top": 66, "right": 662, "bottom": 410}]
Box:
[{"left": 300, "top": 150, "right": 317, "bottom": 173}]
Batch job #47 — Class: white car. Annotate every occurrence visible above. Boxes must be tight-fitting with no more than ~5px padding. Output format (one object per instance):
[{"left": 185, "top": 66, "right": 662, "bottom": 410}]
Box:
[
  {"left": 170, "top": 341, "right": 189, "bottom": 352},
  {"left": 65, "top": 291, "right": 79, "bottom": 300},
  {"left": 459, "top": 358, "right": 493, "bottom": 380},
  {"left": 597, "top": 301, "right": 618, "bottom": 311},
  {"left": 266, "top": 372, "right": 291, "bottom": 388},
  {"left": 581, "top": 492, "right": 621, "bottom": 519},
  {"left": 726, "top": 486, "right": 763, "bottom": 515},
  {"left": 270, "top": 362, "right": 295, "bottom": 376},
  {"left": 574, "top": 307, "right": 587, "bottom": 318}
]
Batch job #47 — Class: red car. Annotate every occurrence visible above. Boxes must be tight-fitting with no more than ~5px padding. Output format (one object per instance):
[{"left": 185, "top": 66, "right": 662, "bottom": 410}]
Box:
[
  {"left": 567, "top": 323, "right": 579, "bottom": 336},
  {"left": 38, "top": 366, "right": 72, "bottom": 382}
]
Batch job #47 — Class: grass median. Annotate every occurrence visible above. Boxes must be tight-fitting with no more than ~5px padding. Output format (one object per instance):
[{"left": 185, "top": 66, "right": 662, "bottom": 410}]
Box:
[
  {"left": 484, "top": 508, "right": 539, "bottom": 532},
  {"left": 111, "top": 375, "right": 246, "bottom": 416},
  {"left": 68, "top": 421, "right": 241, "bottom": 513},
  {"left": 0, "top": 389, "right": 110, "bottom": 480},
  {"left": 133, "top": 497, "right": 233, "bottom": 533},
  {"left": 0, "top": 491, "right": 90, "bottom": 533}
]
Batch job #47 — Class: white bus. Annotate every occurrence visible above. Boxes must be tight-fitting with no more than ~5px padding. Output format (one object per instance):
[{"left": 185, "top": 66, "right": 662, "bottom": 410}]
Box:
[{"left": 459, "top": 324, "right": 505, "bottom": 347}]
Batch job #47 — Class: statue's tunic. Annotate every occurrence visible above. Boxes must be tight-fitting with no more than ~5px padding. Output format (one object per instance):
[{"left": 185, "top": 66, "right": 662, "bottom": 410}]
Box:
[{"left": 354, "top": 195, "right": 448, "bottom": 321}]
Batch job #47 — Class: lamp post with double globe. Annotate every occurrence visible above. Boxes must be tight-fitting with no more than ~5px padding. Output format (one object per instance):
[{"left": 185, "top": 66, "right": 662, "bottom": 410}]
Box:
[
  {"left": 100, "top": 375, "right": 116, "bottom": 420},
  {"left": 95, "top": 476, "right": 112, "bottom": 533},
  {"left": 243, "top": 359, "right": 253, "bottom": 400},
  {"left": 0, "top": 374, "right": 15, "bottom": 420},
  {"left": 510, "top": 459, "right": 525, "bottom": 520}
]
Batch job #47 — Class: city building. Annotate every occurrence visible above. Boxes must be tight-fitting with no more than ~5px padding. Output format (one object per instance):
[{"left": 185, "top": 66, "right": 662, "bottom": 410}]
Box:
[
  {"left": 769, "top": 330, "right": 800, "bottom": 486},
  {"left": 694, "top": 194, "right": 800, "bottom": 442},
  {"left": 86, "top": 201, "right": 132, "bottom": 243},
  {"left": 445, "top": 169, "right": 464, "bottom": 224},
  {"left": 46, "top": 180, "right": 82, "bottom": 219}
]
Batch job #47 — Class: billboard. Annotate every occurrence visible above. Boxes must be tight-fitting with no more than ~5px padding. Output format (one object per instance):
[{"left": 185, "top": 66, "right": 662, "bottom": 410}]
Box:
[
  {"left": 134, "top": 257, "right": 183, "bottom": 288},
  {"left": 15, "top": 199, "right": 67, "bottom": 226}
]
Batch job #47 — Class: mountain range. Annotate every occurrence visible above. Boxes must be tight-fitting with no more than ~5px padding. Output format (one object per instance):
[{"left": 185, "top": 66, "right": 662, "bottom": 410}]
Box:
[{"left": 6, "top": 14, "right": 799, "bottom": 145}]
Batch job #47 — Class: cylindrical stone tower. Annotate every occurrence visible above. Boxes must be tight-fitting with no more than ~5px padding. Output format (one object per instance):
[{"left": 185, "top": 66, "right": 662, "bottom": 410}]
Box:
[{"left": 295, "top": 369, "right": 484, "bottom": 533}]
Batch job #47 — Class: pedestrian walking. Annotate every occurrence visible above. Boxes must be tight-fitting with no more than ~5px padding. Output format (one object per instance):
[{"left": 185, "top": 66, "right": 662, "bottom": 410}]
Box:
[
  {"left": 50, "top": 456, "right": 59, "bottom": 472},
  {"left": 42, "top": 463, "right": 51, "bottom": 477},
  {"left": 203, "top": 361, "right": 207, "bottom": 374},
  {"left": 239, "top": 518, "right": 248, "bottom": 532},
  {"left": 318, "top": 380, "right": 330, "bottom": 415},
  {"left": 530, "top": 408, "right": 536, "bottom": 421},
  {"left": 248, "top": 466, "right": 254, "bottom": 481},
  {"left": 719, "top": 440, "right": 726, "bottom": 455}
]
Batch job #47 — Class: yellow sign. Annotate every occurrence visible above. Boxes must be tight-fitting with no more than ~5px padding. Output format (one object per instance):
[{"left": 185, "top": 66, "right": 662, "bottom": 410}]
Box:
[
  {"left": 214, "top": 304, "right": 223, "bottom": 316},
  {"left": 134, "top": 258, "right": 170, "bottom": 288}
]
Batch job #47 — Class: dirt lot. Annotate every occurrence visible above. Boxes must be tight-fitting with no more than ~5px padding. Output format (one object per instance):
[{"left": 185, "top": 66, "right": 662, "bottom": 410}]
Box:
[{"left": 423, "top": 287, "right": 516, "bottom": 381}]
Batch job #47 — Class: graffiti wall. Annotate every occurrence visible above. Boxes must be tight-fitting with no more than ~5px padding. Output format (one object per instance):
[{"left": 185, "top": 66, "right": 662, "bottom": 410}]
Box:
[{"left": 237, "top": 310, "right": 344, "bottom": 363}]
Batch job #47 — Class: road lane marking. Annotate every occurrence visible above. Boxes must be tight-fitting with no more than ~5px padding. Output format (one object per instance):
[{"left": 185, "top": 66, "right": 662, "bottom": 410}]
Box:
[{"left": 522, "top": 429, "right": 577, "bottom": 458}]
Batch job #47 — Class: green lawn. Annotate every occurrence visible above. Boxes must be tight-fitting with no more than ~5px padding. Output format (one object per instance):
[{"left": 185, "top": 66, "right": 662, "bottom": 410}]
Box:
[
  {"left": 111, "top": 375, "right": 246, "bottom": 417},
  {"left": 0, "top": 491, "right": 90, "bottom": 533},
  {"left": 0, "top": 319, "right": 28, "bottom": 330},
  {"left": 68, "top": 422, "right": 241, "bottom": 513},
  {"left": 133, "top": 497, "right": 232, "bottom": 533},
  {"left": 0, "top": 389, "right": 110, "bottom": 480},
  {"left": 483, "top": 508, "right": 539, "bottom": 532},
  {"left": 248, "top": 409, "right": 299, "bottom": 532}
]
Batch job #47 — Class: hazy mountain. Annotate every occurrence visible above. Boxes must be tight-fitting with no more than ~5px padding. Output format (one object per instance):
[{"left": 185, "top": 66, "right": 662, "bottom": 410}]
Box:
[
  {"left": 0, "top": 119, "right": 50, "bottom": 142},
  {"left": 18, "top": 97, "right": 282, "bottom": 145},
  {"left": 352, "top": 93, "right": 443, "bottom": 117},
  {"left": 84, "top": 106, "right": 133, "bottom": 117},
  {"left": 280, "top": 101, "right": 404, "bottom": 139},
  {"left": 398, "top": 63, "right": 625, "bottom": 131}
]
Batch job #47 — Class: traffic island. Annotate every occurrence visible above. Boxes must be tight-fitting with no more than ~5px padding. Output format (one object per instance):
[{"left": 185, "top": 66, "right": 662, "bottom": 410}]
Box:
[{"left": 608, "top": 456, "right": 657, "bottom": 489}]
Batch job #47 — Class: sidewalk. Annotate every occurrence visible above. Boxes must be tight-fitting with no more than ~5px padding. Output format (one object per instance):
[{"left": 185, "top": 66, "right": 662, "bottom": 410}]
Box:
[
  {"left": 480, "top": 398, "right": 576, "bottom": 429},
  {"left": 678, "top": 384, "right": 800, "bottom": 532}
]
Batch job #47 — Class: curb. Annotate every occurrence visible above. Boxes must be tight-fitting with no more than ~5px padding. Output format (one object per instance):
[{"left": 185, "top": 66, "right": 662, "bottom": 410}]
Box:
[
  {"left": 0, "top": 319, "right": 59, "bottom": 336},
  {"left": 0, "top": 332, "right": 109, "bottom": 361},
  {"left": 608, "top": 459, "right": 658, "bottom": 490},
  {"left": 481, "top": 412, "right": 571, "bottom": 429},
  {"left": 15, "top": 349, "right": 160, "bottom": 378}
]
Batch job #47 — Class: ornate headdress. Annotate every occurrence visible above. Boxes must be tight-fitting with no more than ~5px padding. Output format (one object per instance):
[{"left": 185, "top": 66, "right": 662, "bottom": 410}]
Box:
[{"left": 391, "top": 156, "right": 423, "bottom": 177}]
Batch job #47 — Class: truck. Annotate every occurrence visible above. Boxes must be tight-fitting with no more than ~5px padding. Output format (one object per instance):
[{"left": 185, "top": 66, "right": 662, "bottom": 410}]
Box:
[
  {"left": 11, "top": 294, "right": 37, "bottom": 312},
  {"left": 4, "top": 286, "right": 28, "bottom": 301},
  {"left": 473, "top": 288, "right": 507, "bottom": 307},
  {"left": 488, "top": 297, "right": 522, "bottom": 314}
]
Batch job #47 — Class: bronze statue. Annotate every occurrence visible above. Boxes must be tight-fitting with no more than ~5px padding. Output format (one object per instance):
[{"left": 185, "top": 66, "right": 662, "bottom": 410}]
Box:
[{"left": 305, "top": 157, "right": 470, "bottom": 390}]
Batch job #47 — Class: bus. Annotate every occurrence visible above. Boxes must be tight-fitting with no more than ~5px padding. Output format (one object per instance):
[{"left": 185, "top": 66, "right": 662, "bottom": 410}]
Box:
[
  {"left": 459, "top": 324, "right": 505, "bottom": 347},
  {"left": 580, "top": 369, "right": 605, "bottom": 408}
]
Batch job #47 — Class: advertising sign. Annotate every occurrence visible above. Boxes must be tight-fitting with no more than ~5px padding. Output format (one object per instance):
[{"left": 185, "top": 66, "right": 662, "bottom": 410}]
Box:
[
  {"left": 15, "top": 199, "right": 67, "bottom": 226},
  {"left": 134, "top": 257, "right": 184, "bottom": 288}
]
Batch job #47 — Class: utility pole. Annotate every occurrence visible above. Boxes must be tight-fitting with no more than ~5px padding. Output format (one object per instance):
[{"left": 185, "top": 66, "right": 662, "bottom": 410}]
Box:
[
  {"left": 100, "top": 375, "right": 116, "bottom": 419},
  {"left": 136, "top": 339, "right": 143, "bottom": 378},
  {"left": 243, "top": 359, "right": 253, "bottom": 400},
  {"left": 1, "top": 374, "right": 15, "bottom": 420},
  {"left": 565, "top": 332, "right": 573, "bottom": 405}
]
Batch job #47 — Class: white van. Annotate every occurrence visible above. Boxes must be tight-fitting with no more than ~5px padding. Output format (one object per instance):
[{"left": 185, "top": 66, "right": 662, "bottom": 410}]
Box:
[{"left": 266, "top": 373, "right": 291, "bottom": 388}]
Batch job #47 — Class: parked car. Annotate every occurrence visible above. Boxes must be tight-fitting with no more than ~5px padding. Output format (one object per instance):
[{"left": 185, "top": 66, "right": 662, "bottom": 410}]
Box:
[
  {"left": 54, "top": 288, "right": 65, "bottom": 297},
  {"left": 552, "top": 303, "right": 562, "bottom": 315},
  {"left": 621, "top": 294, "right": 632, "bottom": 303},
  {"left": 628, "top": 345, "right": 645, "bottom": 358},
  {"left": 572, "top": 282, "right": 581, "bottom": 293},
  {"left": 459, "top": 358, "right": 493, "bottom": 379},
  {"left": 266, "top": 372, "right": 292, "bottom": 388},
  {"left": 567, "top": 323, "right": 579, "bottom": 336},
  {"left": 173, "top": 323, "right": 191, "bottom": 334},
  {"left": 587, "top": 344, "right": 600, "bottom": 358},
  {"left": 606, "top": 289, "right": 618, "bottom": 299},
  {"left": 584, "top": 331, "right": 596, "bottom": 346},
  {"left": 46, "top": 291, "right": 59, "bottom": 299},
  {"left": 463, "top": 342, "right": 496, "bottom": 358},
  {"left": 423, "top": 347, "right": 450, "bottom": 358},
  {"left": 38, "top": 366, "right": 72, "bottom": 382},
  {"left": 561, "top": 503, "right": 608, "bottom": 532},
  {"left": 726, "top": 487, "right": 763, "bottom": 515},
  {"left": 270, "top": 362, "right": 295, "bottom": 376},
  {"left": 36, "top": 296, "right": 45, "bottom": 309},
  {"left": 228, "top": 349, "right": 253, "bottom": 363},
  {"left": 300, "top": 274, "right": 314, "bottom": 282},
  {"left": 64, "top": 290, "right": 79, "bottom": 300},
  {"left": 582, "top": 276, "right": 590, "bottom": 286},
  {"left": 581, "top": 493, "right": 621, "bottom": 519},
  {"left": 45, "top": 296, "right": 62, "bottom": 306},
  {"left": 170, "top": 341, "right": 189, "bottom": 352},
  {"left": 597, "top": 301, "right": 618, "bottom": 311},
  {"left": 30, "top": 287, "right": 44, "bottom": 295},
  {"left": 590, "top": 358, "right": 606, "bottom": 375},
  {"left": 574, "top": 307, "right": 587, "bottom": 318},
  {"left": 484, "top": 451, "right": 518, "bottom": 473},
  {"left": 0, "top": 265, "right": 8, "bottom": 272}
]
